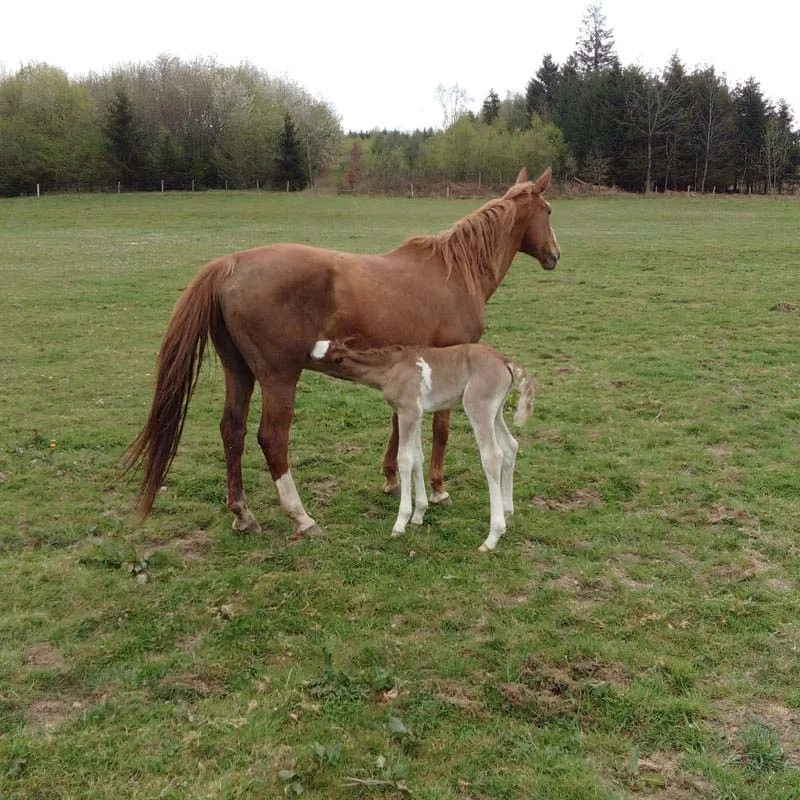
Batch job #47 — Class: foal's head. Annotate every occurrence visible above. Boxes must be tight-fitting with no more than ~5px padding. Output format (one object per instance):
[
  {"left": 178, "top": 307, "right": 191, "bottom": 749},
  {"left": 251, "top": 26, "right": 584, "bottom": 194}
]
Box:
[
  {"left": 508, "top": 167, "right": 560, "bottom": 270},
  {"left": 310, "top": 338, "right": 394, "bottom": 382}
]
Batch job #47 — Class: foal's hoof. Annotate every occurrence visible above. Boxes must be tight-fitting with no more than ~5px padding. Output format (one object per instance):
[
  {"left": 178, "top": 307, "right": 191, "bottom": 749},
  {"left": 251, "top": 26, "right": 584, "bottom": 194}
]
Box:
[
  {"left": 391, "top": 530, "right": 404, "bottom": 539},
  {"left": 382, "top": 481, "right": 401, "bottom": 498},
  {"left": 297, "top": 522, "right": 324, "bottom": 538},
  {"left": 429, "top": 491, "right": 451, "bottom": 506},
  {"left": 232, "top": 515, "right": 262, "bottom": 535}
]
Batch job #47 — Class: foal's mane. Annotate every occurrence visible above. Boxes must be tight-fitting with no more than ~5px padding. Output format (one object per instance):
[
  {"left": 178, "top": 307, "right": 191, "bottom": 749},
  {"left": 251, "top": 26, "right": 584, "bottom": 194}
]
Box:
[{"left": 401, "top": 185, "right": 531, "bottom": 297}]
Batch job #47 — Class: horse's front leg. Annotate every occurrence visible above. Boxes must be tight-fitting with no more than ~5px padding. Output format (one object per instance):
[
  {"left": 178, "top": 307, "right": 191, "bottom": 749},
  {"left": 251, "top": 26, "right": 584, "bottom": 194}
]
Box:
[
  {"left": 257, "top": 376, "right": 319, "bottom": 537},
  {"left": 381, "top": 412, "right": 401, "bottom": 497},
  {"left": 428, "top": 410, "right": 452, "bottom": 505}
]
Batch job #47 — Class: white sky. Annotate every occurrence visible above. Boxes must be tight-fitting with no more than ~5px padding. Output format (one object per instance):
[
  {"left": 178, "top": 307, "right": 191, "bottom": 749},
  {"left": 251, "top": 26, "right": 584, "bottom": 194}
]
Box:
[{"left": 3, "top": 0, "right": 798, "bottom": 132}]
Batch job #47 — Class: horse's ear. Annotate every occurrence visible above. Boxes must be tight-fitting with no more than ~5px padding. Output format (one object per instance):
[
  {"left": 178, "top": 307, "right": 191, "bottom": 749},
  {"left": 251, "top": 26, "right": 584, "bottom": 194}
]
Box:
[
  {"left": 515, "top": 167, "right": 528, "bottom": 184},
  {"left": 532, "top": 166, "right": 552, "bottom": 194}
]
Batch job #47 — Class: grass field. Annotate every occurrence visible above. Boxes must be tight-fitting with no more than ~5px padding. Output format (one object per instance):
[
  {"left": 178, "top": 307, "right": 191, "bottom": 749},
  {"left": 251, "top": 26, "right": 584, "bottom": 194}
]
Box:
[{"left": 1, "top": 189, "right": 799, "bottom": 799}]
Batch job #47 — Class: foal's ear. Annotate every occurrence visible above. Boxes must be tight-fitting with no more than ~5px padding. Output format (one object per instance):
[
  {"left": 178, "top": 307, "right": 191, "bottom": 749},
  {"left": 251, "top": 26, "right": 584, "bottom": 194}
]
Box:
[
  {"left": 532, "top": 166, "right": 552, "bottom": 194},
  {"left": 515, "top": 167, "right": 528, "bottom": 184}
]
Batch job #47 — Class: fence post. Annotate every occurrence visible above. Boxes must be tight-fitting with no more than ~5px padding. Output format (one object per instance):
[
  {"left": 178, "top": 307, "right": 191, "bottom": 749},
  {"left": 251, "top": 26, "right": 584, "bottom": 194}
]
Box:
[
  {"left": 286, "top": 180, "right": 290, "bottom": 193},
  {"left": 446, "top": 183, "right": 450, "bottom": 199},
  {"left": 161, "top": 180, "right": 164, "bottom": 193},
  {"left": 410, "top": 182, "right": 414, "bottom": 199},
  {"left": 192, "top": 179, "right": 195, "bottom": 192},
  {"left": 117, "top": 181, "right": 121, "bottom": 193},
  {"left": 36, "top": 183, "right": 40, "bottom": 198}
]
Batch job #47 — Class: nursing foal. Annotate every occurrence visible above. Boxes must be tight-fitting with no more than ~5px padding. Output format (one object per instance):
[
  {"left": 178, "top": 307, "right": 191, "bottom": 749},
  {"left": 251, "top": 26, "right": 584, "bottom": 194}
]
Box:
[{"left": 311, "top": 340, "right": 534, "bottom": 551}]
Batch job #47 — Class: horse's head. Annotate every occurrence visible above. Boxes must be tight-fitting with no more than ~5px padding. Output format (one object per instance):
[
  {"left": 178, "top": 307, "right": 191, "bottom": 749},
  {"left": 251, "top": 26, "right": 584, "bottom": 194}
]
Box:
[{"left": 508, "top": 167, "right": 560, "bottom": 270}]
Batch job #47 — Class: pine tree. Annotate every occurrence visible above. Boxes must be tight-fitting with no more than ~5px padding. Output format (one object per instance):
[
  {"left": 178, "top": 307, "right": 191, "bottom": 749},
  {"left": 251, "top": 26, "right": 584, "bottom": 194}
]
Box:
[
  {"left": 574, "top": 4, "right": 617, "bottom": 73},
  {"left": 526, "top": 55, "right": 560, "bottom": 118},
  {"left": 481, "top": 90, "right": 500, "bottom": 125},
  {"left": 275, "top": 112, "right": 307, "bottom": 191},
  {"left": 104, "top": 87, "right": 146, "bottom": 185}
]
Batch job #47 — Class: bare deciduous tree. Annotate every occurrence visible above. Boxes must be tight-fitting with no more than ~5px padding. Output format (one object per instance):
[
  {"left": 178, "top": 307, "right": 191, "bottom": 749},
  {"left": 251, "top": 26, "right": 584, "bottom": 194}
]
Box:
[
  {"left": 626, "top": 66, "right": 685, "bottom": 193},
  {"left": 434, "top": 83, "right": 472, "bottom": 130}
]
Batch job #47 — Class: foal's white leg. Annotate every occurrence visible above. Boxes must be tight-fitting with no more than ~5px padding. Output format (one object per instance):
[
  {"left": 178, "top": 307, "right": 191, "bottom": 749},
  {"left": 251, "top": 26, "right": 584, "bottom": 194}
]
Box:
[
  {"left": 391, "top": 413, "right": 420, "bottom": 537},
  {"left": 494, "top": 411, "right": 519, "bottom": 516},
  {"left": 467, "top": 409, "right": 506, "bottom": 552},
  {"left": 410, "top": 423, "right": 429, "bottom": 526}
]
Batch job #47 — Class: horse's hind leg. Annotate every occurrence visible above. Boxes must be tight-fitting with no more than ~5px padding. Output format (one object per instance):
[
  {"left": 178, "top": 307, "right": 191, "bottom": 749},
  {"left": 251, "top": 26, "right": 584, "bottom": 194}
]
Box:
[
  {"left": 257, "top": 374, "right": 319, "bottom": 536},
  {"left": 219, "top": 352, "right": 260, "bottom": 533},
  {"left": 428, "top": 410, "right": 452, "bottom": 505},
  {"left": 381, "top": 412, "right": 401, "bottom": 496}
]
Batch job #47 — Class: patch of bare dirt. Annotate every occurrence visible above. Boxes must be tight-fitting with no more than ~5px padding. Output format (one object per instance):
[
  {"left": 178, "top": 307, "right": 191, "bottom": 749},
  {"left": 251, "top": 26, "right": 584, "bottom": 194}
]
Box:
[
  {"left": 531, "top": 488, "right": 604, "bottom": 512},
  {"left": 610, "top": 565, "right": 653, "bottom": 591},
  {"left": 706, "top": 504, "right": 754, "bottom": 525},
  {"left": 157, "top": 672, "right": 228, "bottom": 699},
  {"left": 548, "top": 574, "right": 583, "bottom": 591},
  {"left": 143, "top": 529, "right": 213, "bottom": 561},
  {"left": 175, "top": 634, "right": 203, "bottom": 652},
  {"left": 630, "top": 751, "right": 717, "bottom": 798},
  {"left": 23, "top": 643, "right": 67, "bottom": 671},
  {"left": 309, "top": 477, "right": 341, "bottom": 506},
  {"left": 718, "top": 699, "right": 800, "bottom": 765},
  {"left": 26, "top": 692, "right": 104, "bottom": 731},
  {"left": 433, "top": 680, "right": 486, "bottom": 716},
  {"left": 772, "top": 302, "right": 797, "bottom": 312},
  {"left": 534, "top": 428, "right": 564, "bottom": 445},
  {"left": 708, "top": 444, "right": 733, "bottom": 459}
]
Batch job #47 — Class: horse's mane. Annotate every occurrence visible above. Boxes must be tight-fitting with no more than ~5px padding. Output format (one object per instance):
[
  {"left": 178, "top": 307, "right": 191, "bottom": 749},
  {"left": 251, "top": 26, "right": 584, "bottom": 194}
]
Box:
[{"left": 401, "top": 185, "right": 529, "bottom": 297}]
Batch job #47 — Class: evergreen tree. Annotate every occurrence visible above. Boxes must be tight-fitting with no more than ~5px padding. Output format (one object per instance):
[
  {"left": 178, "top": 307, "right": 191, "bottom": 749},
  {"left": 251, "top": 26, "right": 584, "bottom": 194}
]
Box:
[
  {"left": 733, "top": 77, "right": 768, "bottom": 192},
  {"left": 526, "top": 54, "right": 560, "bottom": 119},
  {"left": 574, "top": 4, "right": 617, "bottom": 73},
  {"left": 481, "top": 90, "right": 500, "bottom": 125},
  {"left": 275, "top": 112, "right": 307, "bottom": 190},
  {"left": 104, "top": 86, "right": 146, "bottom": 185}
]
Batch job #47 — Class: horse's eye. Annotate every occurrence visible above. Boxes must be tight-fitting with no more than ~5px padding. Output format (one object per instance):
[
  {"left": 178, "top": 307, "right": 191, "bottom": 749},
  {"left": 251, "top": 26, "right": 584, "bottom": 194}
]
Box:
[{"left": 334, "top": 356, "right": 344, "bottom": 365}]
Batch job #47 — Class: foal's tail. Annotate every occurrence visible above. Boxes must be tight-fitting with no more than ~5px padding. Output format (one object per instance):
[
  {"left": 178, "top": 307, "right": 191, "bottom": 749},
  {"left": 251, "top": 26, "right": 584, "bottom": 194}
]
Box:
[
  {"left": 124, "top": 257, "right": 236, "bottom": 522},
  {"left": 509, "top": 363, "right": 535, "bottom": 427}
]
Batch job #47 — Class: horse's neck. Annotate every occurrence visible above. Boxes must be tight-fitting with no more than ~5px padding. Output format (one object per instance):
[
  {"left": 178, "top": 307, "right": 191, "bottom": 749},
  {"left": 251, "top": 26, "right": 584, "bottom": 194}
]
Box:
[{"left": 479, "top": 208, "right": 528, "bottom": 301}]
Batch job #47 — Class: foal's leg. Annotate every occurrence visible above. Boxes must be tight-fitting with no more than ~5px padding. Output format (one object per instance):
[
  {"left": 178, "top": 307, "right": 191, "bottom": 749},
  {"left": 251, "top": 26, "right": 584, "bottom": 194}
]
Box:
[
  {"left": 465, "top": 400, "right": 506, "bottom": 552},
  {"left": 381, "top": 412, "right": 401, "bottom": 496},
  {"left": 428, "top": 410, "right": 452, "bottom": 505},
  {"left": 257, "top": 374, "right": 319, "bottom": 536},
  {"left": 410, "top": 422, "right": 429, "bottom": 526},
  {"left": 494, "top": 411, "right": 519, "bottom": 517},
  {"left": 391, "top": 411, "right": 422, "bottom": 537}
]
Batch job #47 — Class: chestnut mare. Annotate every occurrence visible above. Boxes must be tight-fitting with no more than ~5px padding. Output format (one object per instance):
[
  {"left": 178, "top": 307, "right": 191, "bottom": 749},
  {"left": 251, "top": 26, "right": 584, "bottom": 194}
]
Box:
[{"left": 126, "top": 166, "right": 560, "bottom": 535}]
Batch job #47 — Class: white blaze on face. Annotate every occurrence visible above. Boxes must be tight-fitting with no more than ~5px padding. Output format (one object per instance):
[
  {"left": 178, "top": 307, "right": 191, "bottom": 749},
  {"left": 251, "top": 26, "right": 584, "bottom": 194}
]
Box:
[
  {"left": 311, "top": 340, "right": 331, "bottom": 359},
  {"left": 416, "top": 357, "right": 432, "bottom": 394}
]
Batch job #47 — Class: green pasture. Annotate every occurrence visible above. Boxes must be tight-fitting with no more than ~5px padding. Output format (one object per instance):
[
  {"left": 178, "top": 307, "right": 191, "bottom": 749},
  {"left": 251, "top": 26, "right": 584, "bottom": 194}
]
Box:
[{"left": 1, "top": 189, "right": 799, "bottom": 798}]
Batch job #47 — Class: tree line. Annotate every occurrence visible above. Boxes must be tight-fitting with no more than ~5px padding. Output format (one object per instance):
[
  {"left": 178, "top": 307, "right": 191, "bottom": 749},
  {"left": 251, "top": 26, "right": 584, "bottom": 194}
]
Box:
[
  {"left": 0, "top": 56, "right": 340, "bottom": 196},
  {"left": 2, "top": 5, "right": 798, "bottom": 197},
  {"left": 337, "top": 4, "right": 799, "bottom": 195}
]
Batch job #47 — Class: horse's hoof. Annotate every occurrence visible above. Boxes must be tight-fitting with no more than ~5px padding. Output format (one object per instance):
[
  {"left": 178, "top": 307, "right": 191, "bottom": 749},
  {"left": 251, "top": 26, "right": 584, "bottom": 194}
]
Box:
[
  {"left": 429, "top": 491, "right": 451, "bottom": 506},
  {"left": 232, "top": 516, "right": 262, "bottom": 535},
  {"left": 391, "top": 530, "right": 404, "bottom": 538},
  {"left": 478, "top": 544, "right": 490, "bottom": 553},
  {"left": 382, "top": 482, "right": 401, "bottom": 497}
]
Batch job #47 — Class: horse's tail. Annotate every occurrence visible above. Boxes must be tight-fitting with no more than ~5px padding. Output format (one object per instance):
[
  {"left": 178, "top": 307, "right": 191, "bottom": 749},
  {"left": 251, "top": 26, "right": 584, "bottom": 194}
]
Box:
[
  {"left": 124, "top": 257, "right": 236, "bottom": 522},
  {"left": 509, "top": 363, "right": 535, "bottom": 427}
]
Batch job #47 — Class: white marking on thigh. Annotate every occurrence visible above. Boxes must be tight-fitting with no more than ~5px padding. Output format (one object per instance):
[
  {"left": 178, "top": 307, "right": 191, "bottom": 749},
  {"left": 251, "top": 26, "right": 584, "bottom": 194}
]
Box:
[
  {"left": 311, "top": 340, "right": 330, "bottom": 359},
  {"left": 416, "top": 357, "right": 432, "bottom": 394}
]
